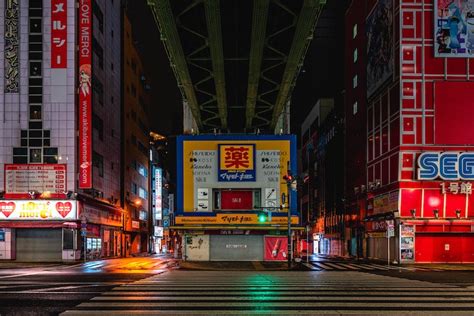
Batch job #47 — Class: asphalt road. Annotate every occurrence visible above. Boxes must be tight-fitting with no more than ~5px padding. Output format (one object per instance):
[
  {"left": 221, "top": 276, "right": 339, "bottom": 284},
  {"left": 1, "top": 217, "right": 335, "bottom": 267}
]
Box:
[{"left": 1, "top": 257, "right": 474, "bottom": 315}]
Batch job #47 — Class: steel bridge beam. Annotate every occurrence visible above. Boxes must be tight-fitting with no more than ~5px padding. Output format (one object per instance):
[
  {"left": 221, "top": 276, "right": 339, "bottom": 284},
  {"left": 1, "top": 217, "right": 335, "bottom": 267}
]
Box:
[
  {"left": 245, "top": 0, "right": 270, "bottom": 129},
  {"left": 270, "top": 0, "right": 325, "bottom": 130},
  {"left": 204, "top": 0, "right": 228, "bottom": 129},
  {"left": 147, "top": 0, "right": 203, "bottom": 129}
]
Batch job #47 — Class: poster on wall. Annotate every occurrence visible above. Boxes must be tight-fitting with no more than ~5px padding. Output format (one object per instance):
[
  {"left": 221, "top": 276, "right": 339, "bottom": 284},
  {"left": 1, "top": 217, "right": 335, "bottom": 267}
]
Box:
[
  {"left": 366, "top": 0, "right": 394, "bottom": 97},
  {"left": 400, "top": 224, "right": 415, "bottom": 262},
  {"left": 264, "top": 236, "right": 288, "bottom": 261},
  {"left": 78, "top": 0, "right": 92, "bottom": 188},
  {"left": 435, "top": 0, "right": 474, "bottom": 57},
  {"left": 218, "top": 144, "right": 256, "bottom": 182}
]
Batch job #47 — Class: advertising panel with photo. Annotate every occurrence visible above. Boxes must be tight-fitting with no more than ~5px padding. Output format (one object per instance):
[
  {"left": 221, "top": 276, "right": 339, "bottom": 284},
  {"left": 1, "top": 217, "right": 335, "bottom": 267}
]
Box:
[
  {"left": 366, "top": 0, "right": 394, "bottom": 97},
  {"left": 264, "top": 236, "right": 288, "bottom": 261},
  {"left": 435, "top": 0, "right": 474, "bottom": 57},
  {"left": 400, "top": 224, "right": 415, "bottom": 262}
]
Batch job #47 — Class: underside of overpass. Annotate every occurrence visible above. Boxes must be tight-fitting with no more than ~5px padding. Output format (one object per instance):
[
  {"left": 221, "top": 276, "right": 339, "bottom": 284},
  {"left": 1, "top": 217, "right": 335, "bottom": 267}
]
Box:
[{"left": 147, "top": 0, "right": 327, "bottom": 133}]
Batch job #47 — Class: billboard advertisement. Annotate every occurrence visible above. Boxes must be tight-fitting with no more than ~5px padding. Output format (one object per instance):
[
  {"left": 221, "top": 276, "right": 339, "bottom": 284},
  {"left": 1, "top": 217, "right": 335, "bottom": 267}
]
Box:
[
  {"left": 0, "top": 200, "right": 77, "bottom": 220},
  {"left": 78, "top": 0, "right": 92, "bottom": 188},
  {"left": 366, "top": 0, "right": 394, "bottom": 97},
  {"left": 4, "top": 164, "right": 67, "bottom": 198},
  {"left": 435, "top": 0, "right": 474, "bottom": 57},
  {"left": 264, "top": 236, "right": 288, "bottom": 261},
  {"left": 153, "top": 167, "right": 163, "bottom": 221},
  {"left": 51, "top": 0, "right": 68, "bottom": 68},
  {"left": 177, "top": 135, "right": 297, "bottom": 216}
]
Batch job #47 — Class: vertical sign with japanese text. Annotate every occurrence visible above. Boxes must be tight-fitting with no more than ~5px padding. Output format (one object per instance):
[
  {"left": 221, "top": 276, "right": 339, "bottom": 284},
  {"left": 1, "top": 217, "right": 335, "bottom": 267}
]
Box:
[
  {"left": 153, "top": 167, "right": 163, "bottom": 221},
  {"left": 51, "top": 0, "right": 67, "bottom": 68},
  {"left": 78, "top": 0, "right": 92, "bottom": 188},
  {"left": 4, "top": 0, "right": 19, "bottom": 92},
  {"left": 218, "top": 144, "right": 256, "bottom": 182}
]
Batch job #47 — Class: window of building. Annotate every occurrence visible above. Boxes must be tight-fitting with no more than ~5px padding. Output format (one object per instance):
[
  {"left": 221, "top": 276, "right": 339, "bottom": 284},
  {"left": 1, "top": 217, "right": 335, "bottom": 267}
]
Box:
[
  {"left": 92, "top": 113, "right": 104, "bottom": 141},
  {"left": 131, "top": 182, "right": 138, "bottom": 195},
  {"left": 111, "top": 62, "right": 114, "bottom": 71},
  {"left": 138, "top": 119, "right": 148, "bottom": 137},
  {"left": 137, "top": 141, "right": 148, "bottom": 156},
  {"left": 139, "top": 210, "right": 147, "bottom": 221},
  {"left": 92, "top": 151, "right": 104, "bottom": 177},
  {"left": 30, "top": 148, "right": 42, "bottom": 163},
  {"left": 111, "top": 162, "right": 114, "bottom": 170},
  {"left": 131, "top": 59, "right": 137, "bottom": 73},
  {"left": 131, "top": 84, "right": 137, "bottom": 97},
  {"left": 353, "top": 48, "right": 358, "bottom": 63},
  {"left": 137, "top": 162, "right": 147, "bottom": 178},
  {"left": 353, "top": 101, "right": 358, "bottom": 115},
  {"left": 131, "top": 110, "right": 137, "bottom": 121},
  {"left": 92, "top": 0, "right": 104, "bottom": 33},
  {"left": 353, "top": 74, "right": 358, "bottom": 88},
  {"left": 92, "top": 37, "right": 104, "bottom": 69},
  {"left": 138, "top": 187, "right": 148, "bottom": 199},
  {"left": 30, "top": 105, "right": 41, "bottom": 120},
  {"left": 353, "top": 24, "right": 358, "bottom": 39},
  {"left": 131, "top": 134, "right": 137, "bottom": 145},
  {"left": 92, "top": 75, "right": 104, "bottom": 105}
]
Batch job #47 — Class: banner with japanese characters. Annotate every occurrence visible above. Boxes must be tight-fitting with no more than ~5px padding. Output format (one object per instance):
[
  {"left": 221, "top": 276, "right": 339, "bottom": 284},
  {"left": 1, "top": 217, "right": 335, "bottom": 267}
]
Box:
[
  {"left": 51, "top": 0, "right": 67, "bottom": 68},
  {"left": 218, "top": 144, "right": 256, "bottom": 182},
  {"left": 78, "top": 0, "right": 92, "bottom": 188},
  {"left": 434, "top": 0, "right": 474, "bottom": 57}
]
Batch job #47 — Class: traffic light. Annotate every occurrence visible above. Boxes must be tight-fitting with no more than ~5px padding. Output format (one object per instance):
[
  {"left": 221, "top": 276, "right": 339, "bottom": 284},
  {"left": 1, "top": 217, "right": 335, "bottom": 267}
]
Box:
[
  {"left": 258, "top": 212, "right": 267, "bottom": 223},
  {"left": 283, "top": 174, "right": 293, "bottom": 183}
]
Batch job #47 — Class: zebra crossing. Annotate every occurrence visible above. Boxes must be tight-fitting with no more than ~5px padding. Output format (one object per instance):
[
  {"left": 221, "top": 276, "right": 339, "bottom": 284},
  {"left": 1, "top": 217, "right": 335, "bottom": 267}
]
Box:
[
  {"left": 303, "top": 261, "right": 439, "bottom": 271},
  {"left": 61, "top": 270, "right": 474, "bottom": 315}
]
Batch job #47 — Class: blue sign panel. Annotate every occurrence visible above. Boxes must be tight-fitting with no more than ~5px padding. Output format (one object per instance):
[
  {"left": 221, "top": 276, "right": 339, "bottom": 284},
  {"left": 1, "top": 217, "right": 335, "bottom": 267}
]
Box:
[{"left": 418, "top": 152, "right": 474, "bottom": 180}]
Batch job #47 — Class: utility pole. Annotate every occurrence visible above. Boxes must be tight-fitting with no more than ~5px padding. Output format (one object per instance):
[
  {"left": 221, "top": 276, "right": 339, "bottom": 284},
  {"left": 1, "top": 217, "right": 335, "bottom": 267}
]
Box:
[{"left": 283, "top": 164, "right": 295, "bottom": 270}]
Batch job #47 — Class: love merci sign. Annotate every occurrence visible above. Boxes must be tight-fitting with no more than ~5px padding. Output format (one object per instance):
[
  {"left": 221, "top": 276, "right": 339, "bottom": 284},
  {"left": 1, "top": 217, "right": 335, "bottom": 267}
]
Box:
[{"left": 0, "top": 200, "right": 77, "bottom": 220}]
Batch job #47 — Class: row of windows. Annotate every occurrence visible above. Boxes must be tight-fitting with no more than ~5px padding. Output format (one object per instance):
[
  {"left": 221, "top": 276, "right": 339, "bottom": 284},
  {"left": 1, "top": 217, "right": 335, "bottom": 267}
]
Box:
[
  {"left": 131, "top": 160, "right": 148, "bottom": 178},
  {"left": 131, "top": 182, "right": 148, "bottom": 200},
  {"left": 352, "top": 23, "right": 358, "bottom": 116}
]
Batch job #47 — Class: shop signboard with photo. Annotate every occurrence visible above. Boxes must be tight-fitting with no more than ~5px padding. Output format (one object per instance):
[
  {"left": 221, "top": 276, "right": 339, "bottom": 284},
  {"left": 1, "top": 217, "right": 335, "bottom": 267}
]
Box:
[{"left": 400, "top": 224, "right": 415, "bottom": 262}]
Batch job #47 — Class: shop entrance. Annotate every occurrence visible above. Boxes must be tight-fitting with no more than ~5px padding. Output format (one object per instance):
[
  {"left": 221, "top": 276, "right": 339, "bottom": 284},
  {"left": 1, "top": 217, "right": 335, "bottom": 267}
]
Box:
[{"left": 16, "top": 229, "right": 62, "bottom": 262}]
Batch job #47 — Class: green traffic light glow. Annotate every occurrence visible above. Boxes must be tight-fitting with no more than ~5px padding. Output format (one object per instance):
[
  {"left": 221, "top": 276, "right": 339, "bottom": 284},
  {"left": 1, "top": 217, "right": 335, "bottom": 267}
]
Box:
[{"left": 258, "top": 214, "right": 267, "bottom": 223}]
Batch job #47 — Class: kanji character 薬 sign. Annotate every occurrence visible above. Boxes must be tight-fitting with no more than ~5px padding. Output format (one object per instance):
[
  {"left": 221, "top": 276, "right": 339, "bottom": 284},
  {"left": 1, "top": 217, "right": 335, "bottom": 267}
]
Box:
[{"left": 218, "top": 144, "right": 256, "bottom": 182}]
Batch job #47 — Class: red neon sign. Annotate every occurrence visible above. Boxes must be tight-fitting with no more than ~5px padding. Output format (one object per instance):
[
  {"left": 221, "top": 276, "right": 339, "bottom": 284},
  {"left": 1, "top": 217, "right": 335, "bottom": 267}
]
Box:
[
  {"left": 78, "top": 0, "right": 92, "bottom": 188},
  {"left": 51, "top": 0, "right": 67, "bottom": 68}
]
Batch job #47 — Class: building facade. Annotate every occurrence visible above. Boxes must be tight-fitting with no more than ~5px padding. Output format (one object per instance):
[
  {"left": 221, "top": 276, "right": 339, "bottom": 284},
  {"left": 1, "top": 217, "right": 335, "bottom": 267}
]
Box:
[
  {"left": 0, "top": 0, "right": 122, "bottom": 262},
  {"left": 175, "top": 135, "right": 299, "bottom": 261},
  {"left": 122, "top": 13, "right": 151, "bottom": 256},
  {"left": 344, "top": 0, "right": 474, "bottom": 263}
]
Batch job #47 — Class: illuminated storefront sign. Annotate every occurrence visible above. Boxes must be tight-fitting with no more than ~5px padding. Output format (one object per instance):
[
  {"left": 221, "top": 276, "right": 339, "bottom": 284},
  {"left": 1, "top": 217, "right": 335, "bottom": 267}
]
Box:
[
  {"left": 78, "top": 0, "right": 92, "bottom": 188},
  {"left": 153, "top": 167, "right": 162, "bottom": 221},
  {"left": 0, "top": 200, "right": 77, "bottom": 220},
  {"left": 175, "top": 214, "right": 299, "bottom": 225},
  {"left": 51, "top": 0, "right": 68, "bottom": 68},
  {"left": 218, "top": 144, "right": 256, "bottom": 182},
  {"left": 4, "top": 0, "right": 19, "bottom": 93},
  {"left": 418, "top": 152, "right": 474, "bottom": 180},
  {"left": 4, "top": 164, "right": 67, "bottom": 198}
]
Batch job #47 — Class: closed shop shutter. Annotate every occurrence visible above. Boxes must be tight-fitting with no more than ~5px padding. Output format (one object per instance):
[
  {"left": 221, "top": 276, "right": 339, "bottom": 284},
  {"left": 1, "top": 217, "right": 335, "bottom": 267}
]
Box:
[
  {"left": 210, "top": 235, "right": 263, "bottom": 261},
  {"left": 416, "top": 233, "right": 474, "bottom": 263},
  {"left": 16, "top": 229, "right": 62, "bottom": 262}
]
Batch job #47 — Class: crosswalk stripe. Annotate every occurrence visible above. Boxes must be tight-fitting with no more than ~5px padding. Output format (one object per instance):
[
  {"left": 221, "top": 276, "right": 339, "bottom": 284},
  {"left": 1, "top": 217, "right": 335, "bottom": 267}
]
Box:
[
  {"left": 320, "top": 262, "right": 346, "bottom": 269},
  {"left": 335, "top": 263, "right": 360, "bottom": 270},
  {"left": 60, "top": 270, "right": 474, "bottom": 315},
  {"left": 310, "top": 262, "right": 335, "bottom": 269}
]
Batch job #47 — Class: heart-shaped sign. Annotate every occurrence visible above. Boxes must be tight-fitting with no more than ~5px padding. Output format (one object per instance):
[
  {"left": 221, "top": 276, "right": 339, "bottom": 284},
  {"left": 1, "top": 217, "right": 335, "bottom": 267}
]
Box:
[
  {"left": 56, "top": 202, "right": 73, "bottom": 218},
  {"left": 0, "top": 202, "right": 16, "bottom": 218}
]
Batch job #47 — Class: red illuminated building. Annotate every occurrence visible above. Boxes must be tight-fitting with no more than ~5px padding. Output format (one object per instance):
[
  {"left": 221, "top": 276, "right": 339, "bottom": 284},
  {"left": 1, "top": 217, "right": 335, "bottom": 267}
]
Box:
[{"left": 342, "top": 0, "right": 474, "bottom": 263}]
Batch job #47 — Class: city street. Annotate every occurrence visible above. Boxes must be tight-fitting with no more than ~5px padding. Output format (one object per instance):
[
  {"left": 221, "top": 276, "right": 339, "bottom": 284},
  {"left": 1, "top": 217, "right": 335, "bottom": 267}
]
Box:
[{"left": 1, "top": 256, "right": 474, "bottom": 315}]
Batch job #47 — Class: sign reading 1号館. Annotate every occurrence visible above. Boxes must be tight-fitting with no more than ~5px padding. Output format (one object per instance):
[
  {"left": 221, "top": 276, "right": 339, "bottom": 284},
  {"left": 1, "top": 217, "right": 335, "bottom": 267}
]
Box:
[
  {"left": 218, "top": 144, "right": 256, "bottom": 182},
  {"left": 434, "top": 0, "right": 474, "bottom": 58}
]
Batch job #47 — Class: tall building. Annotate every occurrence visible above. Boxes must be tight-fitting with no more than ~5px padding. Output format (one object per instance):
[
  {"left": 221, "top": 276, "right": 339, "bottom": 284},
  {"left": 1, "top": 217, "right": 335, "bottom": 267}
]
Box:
[
  {"left": 122, "top": 13, "right": 151, "bottom": 256},
  {"left": 0, "top": 0, "right": 122, "bottom": 262},
  {"left": 344, "top": 0, "right": 474, "bottom": 263}
]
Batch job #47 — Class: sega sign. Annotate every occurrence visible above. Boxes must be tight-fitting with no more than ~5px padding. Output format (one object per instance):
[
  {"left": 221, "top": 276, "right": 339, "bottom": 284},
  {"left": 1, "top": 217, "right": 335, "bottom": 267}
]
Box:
[{"left": 417, "top": 152, "right": 474, "bottom": 180}]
